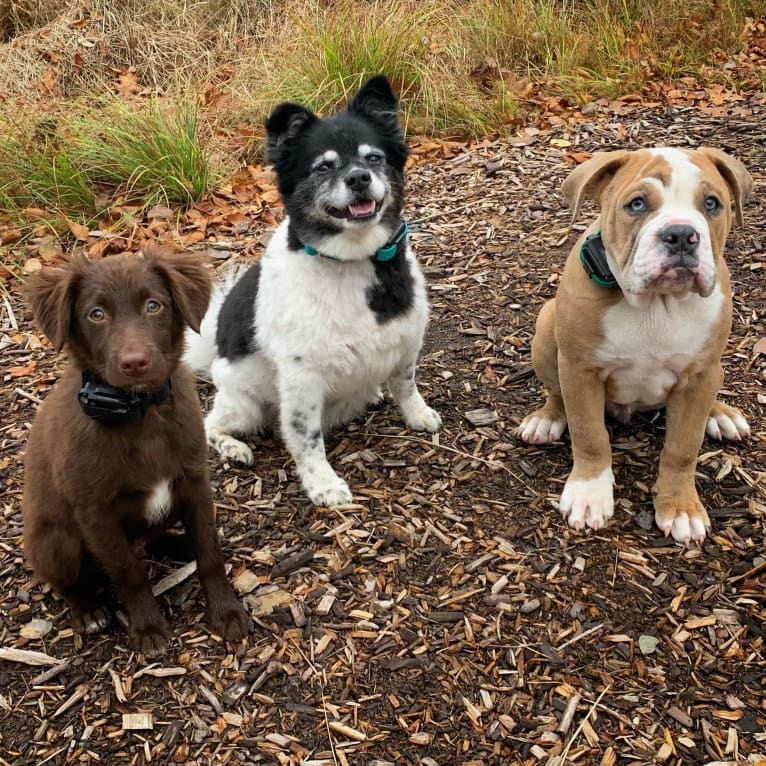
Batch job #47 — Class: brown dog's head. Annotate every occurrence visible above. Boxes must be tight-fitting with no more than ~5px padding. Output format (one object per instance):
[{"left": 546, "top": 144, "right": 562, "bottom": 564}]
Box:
[
  {"left": 562, "top": 147, "right": 752, "bottom": 300},
  {"left": 26, "top": 246, "right": 211, "bottom": 390}
]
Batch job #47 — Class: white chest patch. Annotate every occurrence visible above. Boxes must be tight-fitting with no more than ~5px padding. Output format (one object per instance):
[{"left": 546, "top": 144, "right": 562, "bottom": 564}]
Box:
[
  {"left": 144, "top": 479, "right": 173, "bottom": 525},
  {"left": 596, "top": 286, "right": 724, "bottom": 408}
]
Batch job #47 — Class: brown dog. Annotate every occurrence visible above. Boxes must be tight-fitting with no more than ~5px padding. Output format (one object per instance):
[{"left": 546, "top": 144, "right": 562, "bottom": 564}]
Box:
[
  {"left": 519, "top": 148, "right": 752, "bottom": 545},
  {"left": 23, "top": 248, "right": 252, "bottom": 656}
]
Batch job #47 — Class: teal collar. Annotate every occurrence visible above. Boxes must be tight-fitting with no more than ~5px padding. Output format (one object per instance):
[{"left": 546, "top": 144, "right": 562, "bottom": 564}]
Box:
[
  {"left": 303, "top": 220, "right": 408, "bottom": 263},
  {"left": 579, "top": 232, "right": 619, "bottom": 289}
]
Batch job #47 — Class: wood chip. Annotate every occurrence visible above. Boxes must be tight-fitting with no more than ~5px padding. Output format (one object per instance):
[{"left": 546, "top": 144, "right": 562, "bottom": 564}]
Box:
[{"left": 122, "top": 713, "right": 154, "bottom": 730}]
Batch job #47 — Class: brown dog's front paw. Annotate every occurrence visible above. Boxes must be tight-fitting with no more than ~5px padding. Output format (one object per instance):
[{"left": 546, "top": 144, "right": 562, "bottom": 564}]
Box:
[
  {"left": 208, "top": 599, "right": 253, "bottom": 642},
  {"left": 72, "top": 605, "right": 112, "bottom": 635},
  {"left": 654, "top": 493, "right": 710, "bottom": 545},
  {"left": 128, "top": 612, "right": 171, "bottom": 657}
]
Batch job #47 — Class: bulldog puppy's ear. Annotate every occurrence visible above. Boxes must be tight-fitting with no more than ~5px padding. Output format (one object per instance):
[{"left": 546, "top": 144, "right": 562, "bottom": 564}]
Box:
[
  {"left": 561, "top": 150, "right": 630, "bottom": 223},
  {"left": 265, "top": 102, "right": 317, "bottom": 167},
  {"left": 697, "top": 147, "right": 753, "bottom": 227}
]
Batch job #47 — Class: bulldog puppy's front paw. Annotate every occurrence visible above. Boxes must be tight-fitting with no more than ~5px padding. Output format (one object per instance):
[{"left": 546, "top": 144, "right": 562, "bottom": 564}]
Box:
[
  {"left": 518, "top": 408, "right": 567, "bottom": 444},
  {"left": 559, "top": 468, "right": 614, "bottom": 531},
  {"left": 705, "top": 402, "right": 750, "bottom": 441},
  {"left": 654, "top": 495, "right": 710, "bottom": 545},
  {"left": 404, "top": 405, "right": 442, "bottom": 433}
]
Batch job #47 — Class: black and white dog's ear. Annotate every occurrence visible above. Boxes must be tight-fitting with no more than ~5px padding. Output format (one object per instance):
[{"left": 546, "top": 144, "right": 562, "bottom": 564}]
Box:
[
  {"left": 265, "top": 103, "right": 317, "bottom": 165},
  {"left": 348, "top": 75, "right": 402, "bottom": 138}
]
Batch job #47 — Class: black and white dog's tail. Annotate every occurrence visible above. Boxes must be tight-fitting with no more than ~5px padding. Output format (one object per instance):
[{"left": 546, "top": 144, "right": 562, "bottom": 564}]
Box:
[{"left": 182, "top": 263, "right": 248, "bottom": 376}]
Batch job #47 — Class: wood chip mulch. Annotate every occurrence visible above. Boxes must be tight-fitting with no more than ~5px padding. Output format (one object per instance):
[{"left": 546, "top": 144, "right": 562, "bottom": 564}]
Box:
[{"left": 1, "top": 98, "right": 765, "bottom": 766}]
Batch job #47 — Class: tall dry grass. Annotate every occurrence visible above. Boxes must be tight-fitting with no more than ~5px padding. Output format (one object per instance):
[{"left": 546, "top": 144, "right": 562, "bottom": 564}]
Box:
[{"left": 0, "top": 0, "right": 763, "bottom": 234}]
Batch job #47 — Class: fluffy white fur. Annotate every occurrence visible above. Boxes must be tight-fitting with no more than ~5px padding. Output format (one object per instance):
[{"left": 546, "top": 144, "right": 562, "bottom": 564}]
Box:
[{"left": 184, "top": 222, "right": 441, "bottom": 506}]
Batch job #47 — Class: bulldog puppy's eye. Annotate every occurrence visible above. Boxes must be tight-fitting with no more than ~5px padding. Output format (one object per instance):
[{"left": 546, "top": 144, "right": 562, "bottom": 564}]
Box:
[
  {"left": 704, "top": 195, "right": 720, "bottom": 214},
  {"left": 315, "top": 162, "right": 332, "bottom": 174},
  {"left": 146, "top": 299, "right": 163, "bottom": 314},
  {"left": 626, "top": 197, "right": 647, "bottom": 215},
  {"left": 88, "top": 307, "right": 107, "bottom": 323},
  {"left": 367, "top": 153, "right": 383, "bottom": 165}
]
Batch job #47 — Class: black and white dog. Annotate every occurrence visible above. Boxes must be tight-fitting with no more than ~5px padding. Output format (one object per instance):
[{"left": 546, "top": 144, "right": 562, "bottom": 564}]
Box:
[{"left": 185, "top": 75, "right": 441, "bottom": 506}]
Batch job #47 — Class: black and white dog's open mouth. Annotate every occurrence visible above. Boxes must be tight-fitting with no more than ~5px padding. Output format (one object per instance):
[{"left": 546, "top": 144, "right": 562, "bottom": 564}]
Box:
[{"left": 328, "top": 198, "right": 380, "bottom": 220}]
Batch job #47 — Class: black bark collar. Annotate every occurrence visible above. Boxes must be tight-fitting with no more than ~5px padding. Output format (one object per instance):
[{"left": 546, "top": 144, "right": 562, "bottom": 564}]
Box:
[{"left": 77, "top": 372, "right": 172, "bottom": 425}]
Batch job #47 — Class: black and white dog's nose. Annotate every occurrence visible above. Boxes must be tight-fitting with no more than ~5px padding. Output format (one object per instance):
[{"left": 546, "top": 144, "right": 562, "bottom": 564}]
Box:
[
  {"left": 659, "top": 224, "right": 700, "bottom": 257},
  {"left": 345, "top": 168, "right": 371, "bottom": 190}
]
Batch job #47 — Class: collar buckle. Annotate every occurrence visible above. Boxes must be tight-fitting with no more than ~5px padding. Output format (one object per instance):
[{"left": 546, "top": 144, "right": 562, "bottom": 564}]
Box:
[{"left": 374, "top": 220, "right": 408, "bottom": 262}]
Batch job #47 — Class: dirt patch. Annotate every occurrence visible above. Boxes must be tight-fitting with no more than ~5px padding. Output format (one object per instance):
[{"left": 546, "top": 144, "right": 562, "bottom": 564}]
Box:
[{"left": 0, "top": 100, "right": 765, "bottom": 765}]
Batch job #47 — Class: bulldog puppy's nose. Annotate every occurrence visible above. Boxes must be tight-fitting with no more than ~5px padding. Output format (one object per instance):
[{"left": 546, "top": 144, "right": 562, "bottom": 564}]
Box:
[
  {"left": 659, "top": 224, "right": 700, "bottom": 259},
  {"left": 345, "top": 168, "right": 371, "bottom": 191}
]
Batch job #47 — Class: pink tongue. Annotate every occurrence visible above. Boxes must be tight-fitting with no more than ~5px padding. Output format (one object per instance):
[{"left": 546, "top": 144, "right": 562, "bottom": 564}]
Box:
[{"left": 349, "top": 200, "right": 375, "bottom": 217}]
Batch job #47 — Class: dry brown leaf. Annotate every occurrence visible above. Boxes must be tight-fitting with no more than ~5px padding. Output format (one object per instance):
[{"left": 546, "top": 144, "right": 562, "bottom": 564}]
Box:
[
  {"left": 66, "top": 219, "right": 90, "bottom": 241},
  {"left": 8, "top": 361, "right": 37, "bottom": 378}
]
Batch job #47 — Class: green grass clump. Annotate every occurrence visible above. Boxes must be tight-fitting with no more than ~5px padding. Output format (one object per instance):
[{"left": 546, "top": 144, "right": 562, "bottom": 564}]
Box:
[
  {"left": 71, "top": 98, "right": 216, "bottom": 208},
  {"left": 0, "top": 98, "right": 216, "bottom": 233},
  {"left": 0, "top": 130, "right": 96, "bottom": 218}
]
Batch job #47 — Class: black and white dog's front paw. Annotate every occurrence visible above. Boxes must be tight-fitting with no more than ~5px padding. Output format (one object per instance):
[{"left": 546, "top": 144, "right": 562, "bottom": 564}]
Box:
[
  {"left": 207, "top": 428, "right": 254, "bottom": 466},
  {"left": 403, "top": 404, "right": 442, "bottom": 433},
  {"left": 303, "top": 467, "right": 353, "bottom": 507}
]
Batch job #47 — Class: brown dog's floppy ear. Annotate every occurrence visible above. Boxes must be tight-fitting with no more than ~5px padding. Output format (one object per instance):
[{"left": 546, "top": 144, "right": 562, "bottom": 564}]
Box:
[
  {"left": 144, "top": 245, "right": 212, "bottom": 333},
  {"left": 561, "top": 150, "right": 630, "bottom": 223},
  {"left": 697, "top": 147, "right": 753, "bottom": 227},
  {"left": 25, "top": 258, "right": 84, "bottom": 351}
]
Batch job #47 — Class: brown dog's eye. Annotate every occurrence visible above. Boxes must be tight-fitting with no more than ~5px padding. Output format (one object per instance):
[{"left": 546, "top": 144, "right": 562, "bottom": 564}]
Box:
[
  {"left": 88, "top": 307, "right": 106, "bottom": 323},
  {"left": 146, "top": 299, "right": 163, "bottom": 314}
]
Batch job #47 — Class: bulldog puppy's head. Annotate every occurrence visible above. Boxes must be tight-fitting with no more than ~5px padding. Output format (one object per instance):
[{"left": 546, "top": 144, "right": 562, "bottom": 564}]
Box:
[{"left": 562, "top": 147, "right": 752, "bottom": 300}]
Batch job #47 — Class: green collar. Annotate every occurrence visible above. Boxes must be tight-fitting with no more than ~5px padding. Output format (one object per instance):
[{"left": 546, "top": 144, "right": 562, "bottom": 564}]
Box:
[
  {"left": 579, "top": 232, "right": 619, "bottom": 289},
  {"left": 303, "top": 220, "right": 408, "bottom": 263}
]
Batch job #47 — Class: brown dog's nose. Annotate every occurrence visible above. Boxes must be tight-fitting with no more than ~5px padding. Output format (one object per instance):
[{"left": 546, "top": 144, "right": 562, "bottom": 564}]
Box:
[{"left": 118, "top": 351, "right": 150, "bottom": 377}]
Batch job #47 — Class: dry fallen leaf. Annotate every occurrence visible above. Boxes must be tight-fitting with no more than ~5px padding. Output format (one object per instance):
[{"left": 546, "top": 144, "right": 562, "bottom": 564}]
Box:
[
  {"left": 8, "top": 361, "right": 37, "bottom": 378},
  {"left": 66, "top": 219, "right": 90, "bottom": 241}
]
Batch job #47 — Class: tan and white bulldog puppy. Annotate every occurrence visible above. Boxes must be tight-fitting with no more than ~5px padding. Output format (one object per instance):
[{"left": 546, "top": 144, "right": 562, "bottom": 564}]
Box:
[{"left": 519, "top": 147, "right": 752, "bottom": 545}]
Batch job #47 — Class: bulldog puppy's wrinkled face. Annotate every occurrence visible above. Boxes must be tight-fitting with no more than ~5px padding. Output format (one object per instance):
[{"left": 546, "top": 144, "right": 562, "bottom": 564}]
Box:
[{"left": 563, "top": 147, "right": 752, "bottom": 302}]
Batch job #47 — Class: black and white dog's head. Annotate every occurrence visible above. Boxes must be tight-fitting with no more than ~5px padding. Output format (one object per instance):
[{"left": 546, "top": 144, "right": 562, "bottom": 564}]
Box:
[{"left": 265, "top": 75, "right": 408, "bottom": 260}]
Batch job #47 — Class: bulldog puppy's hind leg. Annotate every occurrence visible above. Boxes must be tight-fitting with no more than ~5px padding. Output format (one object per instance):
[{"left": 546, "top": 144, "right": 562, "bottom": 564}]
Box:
[{"left": 518, "top": 300, "right": 567, "bottom": 444}]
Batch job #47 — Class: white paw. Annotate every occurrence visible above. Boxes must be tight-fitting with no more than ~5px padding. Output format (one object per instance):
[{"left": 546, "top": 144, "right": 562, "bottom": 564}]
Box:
[
  {"left": 518, "top": 413, "right": 567, "bottom": 444},
  {"left": 214, "top": 436, "right": 254, "bottom": 466},
  {"left": 306, "top": 475, "right": 353, "bottom": 507},
  {"left": 658, "top": 511, "right": 709, "bottom": 545},
  {"left": 705, "top": 411, "right": 750, "bottom": 441},
  {"left": 559, "top": 468, "right": 614, "bottom": 531},
  {"left": 404, "top": 406, "right": 442, "bottom": 433}
]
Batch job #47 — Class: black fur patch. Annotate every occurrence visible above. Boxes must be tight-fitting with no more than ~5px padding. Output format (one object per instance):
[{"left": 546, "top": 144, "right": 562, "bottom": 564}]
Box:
[
  {"left": 366, "top": 246, "right": 414, "bottom": 323},
  {"left": 215, "top": 265, "right": 260, "bottom": 361}
]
